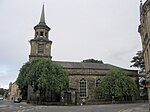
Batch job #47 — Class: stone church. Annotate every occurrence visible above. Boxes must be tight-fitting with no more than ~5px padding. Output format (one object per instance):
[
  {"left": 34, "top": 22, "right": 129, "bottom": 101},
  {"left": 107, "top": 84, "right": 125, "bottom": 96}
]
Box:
[{"left": 27, "top": 5, "right": 138, "bottom": 104}]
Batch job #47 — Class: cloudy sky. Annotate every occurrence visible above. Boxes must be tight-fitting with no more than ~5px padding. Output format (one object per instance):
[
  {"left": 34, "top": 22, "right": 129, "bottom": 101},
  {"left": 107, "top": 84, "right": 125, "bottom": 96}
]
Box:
[{"left": 0, "top": 0, "right": 143, "bottom": 88}]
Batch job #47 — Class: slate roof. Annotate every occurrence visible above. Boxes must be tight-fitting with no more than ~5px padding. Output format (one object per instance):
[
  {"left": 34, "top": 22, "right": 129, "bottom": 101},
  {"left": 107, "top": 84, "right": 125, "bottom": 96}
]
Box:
[
  {"left": 53, "top": 61, "right": 130, "bottom": 70},
  {"left": 53, "top": 61, "right": 138, "bottom": 77}
]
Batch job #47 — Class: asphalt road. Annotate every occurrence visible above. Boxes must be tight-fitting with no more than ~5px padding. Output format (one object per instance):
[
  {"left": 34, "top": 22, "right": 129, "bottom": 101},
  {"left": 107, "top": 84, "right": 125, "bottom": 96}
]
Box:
[{"left": 0, "top": 100, "right": 149, "bottom": 112}]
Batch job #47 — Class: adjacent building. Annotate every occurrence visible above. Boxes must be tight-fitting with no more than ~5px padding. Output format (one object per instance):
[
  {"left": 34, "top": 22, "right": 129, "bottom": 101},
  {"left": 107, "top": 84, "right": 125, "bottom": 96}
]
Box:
[
  {"left": 138, "top": 0, "right": 150, "bottom": 110},
  {"left": 8, "top": 82, "right": 21, "bottom": 101}
]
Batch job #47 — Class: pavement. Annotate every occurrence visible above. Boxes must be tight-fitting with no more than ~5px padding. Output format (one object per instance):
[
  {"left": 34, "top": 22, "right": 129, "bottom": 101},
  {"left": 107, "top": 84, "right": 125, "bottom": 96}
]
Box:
[
  {"left": 120, "top": 109, "right": 149, "bottom": 112},
  {"left": 0, "top": 101, "right": 149, "bottom": 112},
  {"left": 0, "top": 105, "right": 8, "bottom": 108},
  {"left": 0, "top": 100, "right": 27, "bottom": 108},
  {"left": 119, "top": 103, "right": 149, "bottom": 112}
]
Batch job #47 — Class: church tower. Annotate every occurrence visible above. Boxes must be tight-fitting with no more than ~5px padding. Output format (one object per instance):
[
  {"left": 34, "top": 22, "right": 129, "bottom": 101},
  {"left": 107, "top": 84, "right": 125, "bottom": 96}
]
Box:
[{"left": 29, "top": 5, "right": 52, "bottom": 60}]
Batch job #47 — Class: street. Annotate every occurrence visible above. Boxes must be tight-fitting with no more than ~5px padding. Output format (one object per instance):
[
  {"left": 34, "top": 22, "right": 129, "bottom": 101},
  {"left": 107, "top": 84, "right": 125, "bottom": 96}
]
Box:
[{"left": 0, "top": 100, "right": 149, "bottom": 112}]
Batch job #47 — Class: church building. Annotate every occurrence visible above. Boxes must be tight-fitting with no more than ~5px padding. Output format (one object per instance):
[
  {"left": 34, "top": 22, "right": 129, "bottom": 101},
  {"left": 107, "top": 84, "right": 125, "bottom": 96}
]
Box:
[{"left": 27, "top": 5, "right": 139, "bottom": 104}]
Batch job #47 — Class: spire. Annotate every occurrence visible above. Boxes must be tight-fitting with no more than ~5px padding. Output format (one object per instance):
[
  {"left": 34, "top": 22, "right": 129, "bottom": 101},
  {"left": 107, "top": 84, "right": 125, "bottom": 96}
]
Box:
[
  {"left": 39, "top": 4, "right": 45, "bottom": 25},
  {"left": 34, "top": 4, "right": 50, "bottom": 31}
]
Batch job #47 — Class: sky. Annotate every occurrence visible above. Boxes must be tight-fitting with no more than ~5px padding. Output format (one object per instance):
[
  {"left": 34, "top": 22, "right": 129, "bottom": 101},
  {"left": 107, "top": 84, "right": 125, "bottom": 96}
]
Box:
[{"left": 0, "top": 0, "right": 143, "bottom": 89}]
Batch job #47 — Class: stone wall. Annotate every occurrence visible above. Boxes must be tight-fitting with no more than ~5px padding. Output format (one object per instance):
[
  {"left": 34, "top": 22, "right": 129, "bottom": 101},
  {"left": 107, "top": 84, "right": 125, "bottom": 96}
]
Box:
[{"left": 66, "top": 68, "right": 138, "bottom": 102}]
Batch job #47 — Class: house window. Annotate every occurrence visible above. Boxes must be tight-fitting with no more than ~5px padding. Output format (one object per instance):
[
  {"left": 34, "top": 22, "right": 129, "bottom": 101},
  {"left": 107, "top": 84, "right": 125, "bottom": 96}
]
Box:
[
  {"left": 38, "top": 43, "right": 44, "bottom": 54},
  {"left": 79, "top": 78, "right": 87, "bottom": 98},
  {"left": 144, "top": 33, "right": 148, "bottom": 42},
  {"left": 95, "top": 79, "right": 101, "bottom": 87}
]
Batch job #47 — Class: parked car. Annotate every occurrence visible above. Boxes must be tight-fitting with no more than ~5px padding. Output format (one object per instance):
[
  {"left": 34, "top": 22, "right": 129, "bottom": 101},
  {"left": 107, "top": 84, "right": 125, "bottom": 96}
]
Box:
[
  {"left": 14, "top": 97, "right": 22, "bottom": 103},
  {"left": 0, "top": 97, "right": 4, "bottom": 100},
  {"left": 0, "top": 97, "right": 3, "bottom": 100}
]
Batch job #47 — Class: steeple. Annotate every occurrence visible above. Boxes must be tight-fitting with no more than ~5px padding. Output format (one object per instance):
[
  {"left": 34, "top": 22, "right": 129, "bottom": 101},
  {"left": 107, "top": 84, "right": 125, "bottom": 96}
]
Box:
[
  {"left": 29, "top": 4, "right": 52, "bottom": 60},
  {"left": 34, "top": 4, "right": 50, "bottom": 31},
  {"left": 39, "top": 4, "right": 45, "bottom": 25}
]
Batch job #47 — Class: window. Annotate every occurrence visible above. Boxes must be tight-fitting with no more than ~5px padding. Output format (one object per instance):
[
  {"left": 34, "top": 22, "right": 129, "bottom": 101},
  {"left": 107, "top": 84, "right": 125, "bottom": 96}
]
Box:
[
  {"left": 147, "top": 49, "right": 150, "bottom": 71},
  {"left": 144, "top": 33, "right": 148, "bottom": 42},
  {"left": 79, "top": 78, "right": 87, "bottom": 98},
  {"left": 40, "top": 31, "right": 44, "bottom": 37},
  {"left": 45, "top": 32, "right": 48, "bottom": 38},
  {"left": 95, "top": 79, "right": 101, "bottom": 87},
  {"left": 149, "top": 45, "right": 150, "bottom": 65},
  {"left": 38, "top": 43, "right": 44, "bottom": 54},
  {"left": 36, "top": 32, "right": 38, "bottom": 37}
]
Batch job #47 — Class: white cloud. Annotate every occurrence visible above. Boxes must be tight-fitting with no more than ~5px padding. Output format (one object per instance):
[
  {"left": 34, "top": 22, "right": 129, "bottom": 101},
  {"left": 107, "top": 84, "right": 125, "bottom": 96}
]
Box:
[{"left": 0, "top": 66, "right": 18, "bottom": 89}]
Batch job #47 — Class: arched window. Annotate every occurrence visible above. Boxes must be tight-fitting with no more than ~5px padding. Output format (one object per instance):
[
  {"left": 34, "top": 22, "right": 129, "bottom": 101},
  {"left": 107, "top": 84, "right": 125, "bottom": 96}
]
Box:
[
  {"left": 95, "top": 78, "right": 101, "bottom": 87},
  {"left": 79, "top": 78, "right": 87, "bottom": 98},
  {"left": 45, "top": 32, "right": 48, "bottom": 38},
  {"left": 40, "top": 31, "right": 44, "bottom": 37}
]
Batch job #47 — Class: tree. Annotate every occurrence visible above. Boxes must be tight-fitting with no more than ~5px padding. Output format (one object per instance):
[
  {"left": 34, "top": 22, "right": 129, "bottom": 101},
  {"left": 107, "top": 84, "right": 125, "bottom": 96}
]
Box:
[
  {"left": 130, "top": 50, "right": 148, "bottom": 100},
  {"left": 82, "top": 58, "right": 103, "bottom": 63},
  {"left": 94, "top": 69, "right": 137, "bottom": 101},
  {"left": 16, "top": 62, "right": 31, "bottom": 99},
  {"left": 16, "top": 58, "right": 69, "bottom": 99},
  {"left": 130, "top": 50, "right": 145, "bottom": 74}
]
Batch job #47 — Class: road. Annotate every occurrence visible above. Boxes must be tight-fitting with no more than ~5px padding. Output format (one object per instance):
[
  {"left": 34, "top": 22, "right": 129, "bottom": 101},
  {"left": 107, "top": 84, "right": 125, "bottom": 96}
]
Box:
[{"left": 0, "top": 100, "right": 149, "bottom": 112}]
